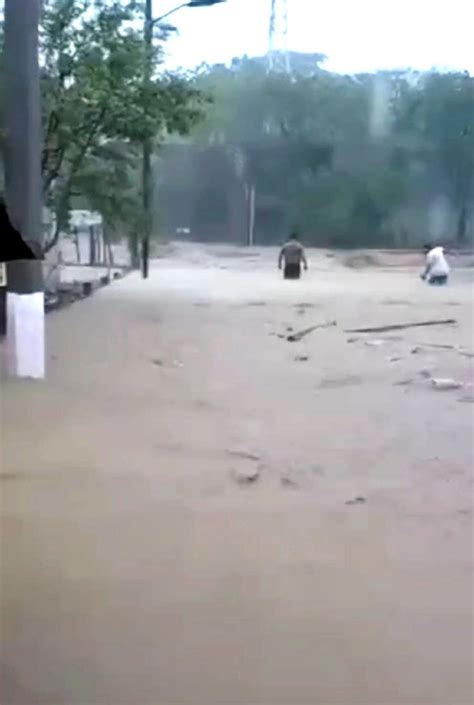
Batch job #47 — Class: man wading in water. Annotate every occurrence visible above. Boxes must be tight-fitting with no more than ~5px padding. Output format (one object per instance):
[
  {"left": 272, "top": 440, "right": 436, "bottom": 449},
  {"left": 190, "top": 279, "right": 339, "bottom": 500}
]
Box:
[
  {"left": 420, "top": 243, "right": 450, "bottom": 286},
  {"left": 278, "top": 233, "right": 308, "bottom": 280}
]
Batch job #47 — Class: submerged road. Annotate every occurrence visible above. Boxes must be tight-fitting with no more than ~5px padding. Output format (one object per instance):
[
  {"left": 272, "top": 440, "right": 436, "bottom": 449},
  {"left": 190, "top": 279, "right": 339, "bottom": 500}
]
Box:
[{"left": 1, "top": 245, "right": 473, "bottom": 704}]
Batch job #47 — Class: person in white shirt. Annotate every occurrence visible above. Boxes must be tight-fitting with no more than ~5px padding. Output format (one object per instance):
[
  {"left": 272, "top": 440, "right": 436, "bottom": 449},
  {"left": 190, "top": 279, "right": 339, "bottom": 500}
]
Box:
[{"left": 421, "top": 244, "right": 450, "bottom": 286}]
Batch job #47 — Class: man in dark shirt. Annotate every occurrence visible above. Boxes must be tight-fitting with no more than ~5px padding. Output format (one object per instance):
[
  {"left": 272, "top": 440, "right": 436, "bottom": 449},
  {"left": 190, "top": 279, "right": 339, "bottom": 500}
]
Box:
[{"left": 278, "top": 233, "right": 308, "bottom": 279}]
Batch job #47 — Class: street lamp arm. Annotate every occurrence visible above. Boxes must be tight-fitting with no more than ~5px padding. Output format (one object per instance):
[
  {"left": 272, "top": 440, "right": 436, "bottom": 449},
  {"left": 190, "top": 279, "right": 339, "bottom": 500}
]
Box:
[{"left": 150, "top": 0, "right": 226, "bottom": 27}]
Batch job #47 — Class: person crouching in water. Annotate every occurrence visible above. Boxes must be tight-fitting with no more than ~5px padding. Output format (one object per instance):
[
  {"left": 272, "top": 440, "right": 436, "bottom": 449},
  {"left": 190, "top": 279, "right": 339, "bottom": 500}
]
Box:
[
  {"left": 421, "top": 243, "right": 450, "bottom": 286},
  {"left": 278, "top": 233, "right": 308, "bottom": 279}
]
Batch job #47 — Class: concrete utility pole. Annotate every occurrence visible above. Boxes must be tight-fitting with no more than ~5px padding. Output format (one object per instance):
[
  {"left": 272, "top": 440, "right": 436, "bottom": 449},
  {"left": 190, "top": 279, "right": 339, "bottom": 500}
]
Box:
[{"left": 4, "top": 0, "right": 45, "bottom": 378}]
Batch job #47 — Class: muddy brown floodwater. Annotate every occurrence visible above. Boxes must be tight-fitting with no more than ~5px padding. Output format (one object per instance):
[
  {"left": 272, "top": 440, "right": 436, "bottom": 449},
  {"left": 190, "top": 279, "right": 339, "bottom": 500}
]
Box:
[{"left": 1, "top": 244, "right": 473, "bottom": 705}]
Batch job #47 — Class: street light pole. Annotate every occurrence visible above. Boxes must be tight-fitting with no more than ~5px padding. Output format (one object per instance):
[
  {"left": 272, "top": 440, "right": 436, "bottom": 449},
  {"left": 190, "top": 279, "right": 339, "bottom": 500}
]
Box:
[
  {"left": 140, "top": 0, "right": 226, "bottom": 279},
  {"left": 4, "top": 0, "right": 45, "bottom": 378},
  {"left": 141, "top": 0, "right": 154, "bottom": 279}
]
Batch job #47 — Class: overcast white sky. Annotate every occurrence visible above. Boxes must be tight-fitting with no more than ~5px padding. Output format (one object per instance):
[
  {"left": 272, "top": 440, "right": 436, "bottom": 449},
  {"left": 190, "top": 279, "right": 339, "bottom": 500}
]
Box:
[{"left": 159, "top": 0, "right": 474, "bottom": 73}]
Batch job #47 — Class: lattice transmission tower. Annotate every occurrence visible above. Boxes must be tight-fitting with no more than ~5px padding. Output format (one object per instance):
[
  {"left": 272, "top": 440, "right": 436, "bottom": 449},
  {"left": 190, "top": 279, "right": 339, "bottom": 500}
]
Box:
[{"left": 267, "top": 0, "right": 290, "bottom": 73}]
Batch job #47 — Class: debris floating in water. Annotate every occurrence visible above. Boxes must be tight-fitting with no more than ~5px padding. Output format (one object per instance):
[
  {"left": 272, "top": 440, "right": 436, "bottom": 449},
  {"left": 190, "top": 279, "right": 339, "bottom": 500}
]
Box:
[
  {"left": 231, "top": 466, "right": 261, "bottom": 485},
  {"left": 345, "top": 496, "right": 367, "bottom": 506},
  {"left": 287, "top": 320, "right": 337, "bottom": 342},
  {"left": 430, "top": 378, "right": 463, "bottom": 390},
  {"left": 346, "top": 319, "right": 456, "bottom": 334}
]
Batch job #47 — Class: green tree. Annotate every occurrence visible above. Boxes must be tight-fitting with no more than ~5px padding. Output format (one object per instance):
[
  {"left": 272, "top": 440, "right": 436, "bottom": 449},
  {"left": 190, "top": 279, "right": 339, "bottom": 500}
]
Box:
[
  {"left": 163, "top": 58, "right": 472, "bottom": 247},
  {"left": 40, "top": 0, "right": 206, "bottom": 252},
  {"left": 404, "top": 73, "right": 474, "bottom": 243}
]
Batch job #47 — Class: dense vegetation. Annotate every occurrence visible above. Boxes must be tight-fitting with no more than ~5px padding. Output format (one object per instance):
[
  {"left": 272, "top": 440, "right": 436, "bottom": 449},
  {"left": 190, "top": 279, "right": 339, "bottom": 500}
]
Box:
[
  {"left": 1, "top": 0, "right": 206, "bottom": 254},
  {"left": 1, "top": 3, "right": 473, "bottom": 251},
  {"left": 156, "top": 55, "right": 474, "bottom": 247}
]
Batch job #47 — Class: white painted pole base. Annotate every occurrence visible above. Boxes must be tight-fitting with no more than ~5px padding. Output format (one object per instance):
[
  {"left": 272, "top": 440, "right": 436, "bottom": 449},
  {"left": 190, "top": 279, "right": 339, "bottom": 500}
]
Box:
[{"left": 6, "top": 291, "right": 45, "bottom": 379}]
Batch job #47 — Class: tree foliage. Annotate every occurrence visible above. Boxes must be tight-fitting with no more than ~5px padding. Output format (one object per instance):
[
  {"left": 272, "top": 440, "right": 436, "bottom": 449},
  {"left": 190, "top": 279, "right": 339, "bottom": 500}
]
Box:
[
  {"left": 39, "top": 0, "right": 207, "bottom": 251},
  {"left": 402, "top": 72, "right": 474, "bottom": 242},
  {"left": 158, "top": 57, "right": 474, "bottom": 247}
]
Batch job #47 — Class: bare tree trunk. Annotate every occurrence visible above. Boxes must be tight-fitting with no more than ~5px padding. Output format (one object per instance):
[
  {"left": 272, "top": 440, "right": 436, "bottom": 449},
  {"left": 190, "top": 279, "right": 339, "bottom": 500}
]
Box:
[
  {"left": 73, "top": 227, "right": 80, "bottom": 263},
  {"left": 456, "top": 204, "right": 467, "bottom": 244},
  {"left": 128, "top": 231, "right": 140, "bottom": 269},
  {"left": 248, "top": 184, "right": 256, "bottom": 246},
  {"left": 103, "top": 228, "right": 114, "bottom": 280},
  {"left": 106, "top": 241, "right": 114, "bottom": 267},
  {"left": 89, "top": 225, "right": 96, "bottom": 266}
]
